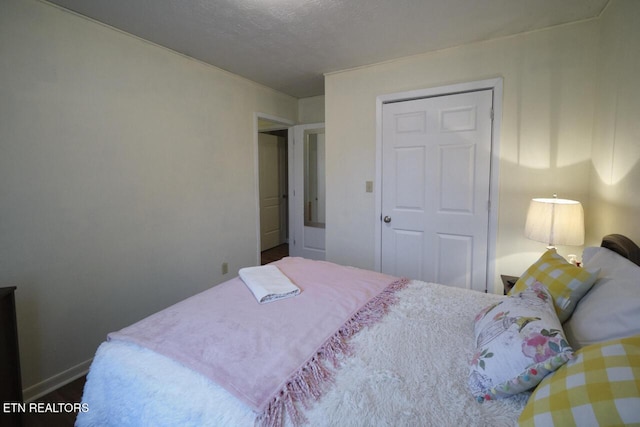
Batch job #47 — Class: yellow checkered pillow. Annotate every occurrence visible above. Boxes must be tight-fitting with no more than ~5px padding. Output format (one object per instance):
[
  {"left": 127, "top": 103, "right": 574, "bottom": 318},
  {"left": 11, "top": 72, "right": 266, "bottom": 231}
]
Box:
[
  {"left": 518, "top": 335, "right": 640, "bottom": 426},
  {"left": 509, "top": 249, "right": 598, "bottom": 322}
]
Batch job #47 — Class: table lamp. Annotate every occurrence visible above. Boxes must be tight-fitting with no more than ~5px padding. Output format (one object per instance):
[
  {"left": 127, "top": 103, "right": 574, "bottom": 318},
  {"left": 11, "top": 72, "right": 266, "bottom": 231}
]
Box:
[{"left": 525, "top": 195, "right": 584, "bottom": 249}]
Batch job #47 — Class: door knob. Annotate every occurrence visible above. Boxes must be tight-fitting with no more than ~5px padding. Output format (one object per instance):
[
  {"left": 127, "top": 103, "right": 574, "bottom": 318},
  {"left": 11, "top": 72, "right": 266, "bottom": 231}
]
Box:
[{"left": 383, "top": 216, "right": 392, "bottom": 223}]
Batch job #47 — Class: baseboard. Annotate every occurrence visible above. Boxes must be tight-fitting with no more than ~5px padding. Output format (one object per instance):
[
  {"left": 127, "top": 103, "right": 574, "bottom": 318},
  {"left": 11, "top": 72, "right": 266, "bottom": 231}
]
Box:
[{"left": 23, "top": 358, "right": 93, "bottom": 402}]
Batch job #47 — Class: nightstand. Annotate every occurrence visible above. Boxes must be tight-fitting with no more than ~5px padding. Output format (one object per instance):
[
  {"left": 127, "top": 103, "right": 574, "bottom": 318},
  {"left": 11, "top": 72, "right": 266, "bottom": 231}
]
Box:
[{"left": 500, "top": 275, "right": 519, "bottom": 295}]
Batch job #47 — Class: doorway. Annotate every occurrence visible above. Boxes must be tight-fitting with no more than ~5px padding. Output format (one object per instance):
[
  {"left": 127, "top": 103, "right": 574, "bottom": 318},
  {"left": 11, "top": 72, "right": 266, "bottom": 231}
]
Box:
[
  {"left": 258, "top": 129, "right": 288, "bottom": 252},
  {"left": 375, "top": 79, "right": 502, "bottom": 292},
  {"left": 254, "top": 115, "right": 327, "bottom": 265},
  {"left": 255, "top": 114, "right": 294, "bottom": 265}
]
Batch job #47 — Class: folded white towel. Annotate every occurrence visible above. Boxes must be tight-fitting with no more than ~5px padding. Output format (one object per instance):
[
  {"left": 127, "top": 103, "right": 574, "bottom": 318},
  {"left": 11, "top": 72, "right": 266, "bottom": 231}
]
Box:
[{"left": 238, "top": 265, "right": 300, "bottom": 304}]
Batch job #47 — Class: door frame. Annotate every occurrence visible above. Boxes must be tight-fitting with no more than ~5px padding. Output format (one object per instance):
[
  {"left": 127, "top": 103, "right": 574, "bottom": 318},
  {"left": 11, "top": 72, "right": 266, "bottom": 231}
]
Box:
[
  {"left": 374, "top": 78, "right": 503, "bottom": 291},
  {"left": 253, "top": 113, "right": 295, "bottom": 265}
]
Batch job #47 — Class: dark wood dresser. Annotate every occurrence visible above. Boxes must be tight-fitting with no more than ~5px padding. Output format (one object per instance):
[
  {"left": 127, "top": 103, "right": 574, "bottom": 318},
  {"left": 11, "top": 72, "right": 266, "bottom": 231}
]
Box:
[{"left": 1, "top": 286, "right": 23, "bottom": 426}]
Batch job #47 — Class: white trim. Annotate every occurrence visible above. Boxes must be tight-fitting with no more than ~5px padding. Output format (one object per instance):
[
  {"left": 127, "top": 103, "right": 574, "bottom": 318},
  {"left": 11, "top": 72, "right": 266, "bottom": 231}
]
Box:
[
  {"left": 288, "top": 126, "right": 295, "bottom": 253},
  {"left": 254, "top": 113, "right": 295, "bottom": 265},
  {"left": 374, "top": 100, "right": 384, "bottom": 272},
  {"left": 23, "top": 357, "right": 92, "bottom": 402},
  {"left": 487, "top": 80, "right": 503, "bottom": 294},
  {"left": 374, "top": 78, "right": 503, "bottom": 293}
]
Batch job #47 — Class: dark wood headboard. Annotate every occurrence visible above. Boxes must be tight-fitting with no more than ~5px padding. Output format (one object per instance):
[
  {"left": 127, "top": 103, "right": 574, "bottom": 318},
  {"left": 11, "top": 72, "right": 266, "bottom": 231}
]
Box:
[{"left": 601, "top": 234, "right": 640, "bottom": 267}]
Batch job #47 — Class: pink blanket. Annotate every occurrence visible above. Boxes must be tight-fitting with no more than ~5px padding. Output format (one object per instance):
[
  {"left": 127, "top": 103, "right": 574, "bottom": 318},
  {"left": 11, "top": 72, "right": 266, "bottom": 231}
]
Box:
[{"left": 108, "top": 257, "right": 406, "bottom": 426}]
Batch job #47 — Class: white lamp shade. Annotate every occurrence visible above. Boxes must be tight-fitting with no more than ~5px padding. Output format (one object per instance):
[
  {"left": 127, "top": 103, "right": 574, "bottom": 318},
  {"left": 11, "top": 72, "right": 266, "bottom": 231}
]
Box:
[{"left": 525, "top": 198, "right": 584, "bottom": 246}]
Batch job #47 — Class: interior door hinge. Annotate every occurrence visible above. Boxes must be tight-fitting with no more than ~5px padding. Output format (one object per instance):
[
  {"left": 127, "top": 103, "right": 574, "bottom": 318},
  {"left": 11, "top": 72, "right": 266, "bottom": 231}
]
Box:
[{"left": 490, "top": 108, "right": 494, "bottom": 121}]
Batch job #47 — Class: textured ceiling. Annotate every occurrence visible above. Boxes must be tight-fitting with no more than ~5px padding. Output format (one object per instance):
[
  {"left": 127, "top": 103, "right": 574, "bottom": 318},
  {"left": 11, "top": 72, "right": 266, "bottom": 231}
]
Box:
[{"left": 46, "top": 0, "right": 609, "bottom": 98}]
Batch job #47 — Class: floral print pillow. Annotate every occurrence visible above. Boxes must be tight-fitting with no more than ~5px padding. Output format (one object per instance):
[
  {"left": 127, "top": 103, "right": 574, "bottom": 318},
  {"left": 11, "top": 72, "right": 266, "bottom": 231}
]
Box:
[{"left": 469, "top": 282, "right": 574, "bottom": 402}]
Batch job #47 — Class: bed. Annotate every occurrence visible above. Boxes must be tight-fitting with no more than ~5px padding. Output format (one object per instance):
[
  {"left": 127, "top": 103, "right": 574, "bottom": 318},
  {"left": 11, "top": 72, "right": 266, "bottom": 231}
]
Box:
[{"left": 76, "top": 234, "right": 640, "bottom": 426}]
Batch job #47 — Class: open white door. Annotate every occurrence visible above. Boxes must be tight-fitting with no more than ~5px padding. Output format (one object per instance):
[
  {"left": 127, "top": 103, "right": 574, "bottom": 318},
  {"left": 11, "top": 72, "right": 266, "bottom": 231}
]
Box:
[{"left": 289, "top": 123, "right": 326, "bottom": 260}]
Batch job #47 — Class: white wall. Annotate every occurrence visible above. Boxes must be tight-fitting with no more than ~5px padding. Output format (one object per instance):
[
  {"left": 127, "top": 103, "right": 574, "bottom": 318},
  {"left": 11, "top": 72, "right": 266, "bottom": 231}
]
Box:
[
  {"left": 325, "top": 19, "right": 600, "bottom": 292},
  {"left": 588, "top": 0, "right": 640, "bottom": 244},
  {"left": 298, "top": 95, "right": 325, "bottom": 124},
  {"left": 0, "top": 0, "right": 297, "bottom": 397}
]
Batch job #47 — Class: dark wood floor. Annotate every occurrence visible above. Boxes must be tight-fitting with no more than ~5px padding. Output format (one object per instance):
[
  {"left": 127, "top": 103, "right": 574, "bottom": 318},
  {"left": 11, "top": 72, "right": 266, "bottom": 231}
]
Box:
[
  {"left": 261, "top": 243, "right": 288, "bottom": 265},
  {"left": 17, "top": 375, "right": 86, "bottom": 427}
]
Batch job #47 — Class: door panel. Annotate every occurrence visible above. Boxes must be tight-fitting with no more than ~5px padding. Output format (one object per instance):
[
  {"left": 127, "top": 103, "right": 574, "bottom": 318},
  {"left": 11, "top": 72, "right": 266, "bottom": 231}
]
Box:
[
  {"left": 381, "top": 90, "right": 493, "bottom": 292},
  {"left": 436, "top": 233, "right": 473, "bottom": 288},
  {"left": 439, "top": 143, "right": 475, "bottom": 212},
  {"left": 392, "top": 229, "right": 424, "bottom": 280},
  {"left": 395, "top": 146, "right": 426, "bottom": 210}
]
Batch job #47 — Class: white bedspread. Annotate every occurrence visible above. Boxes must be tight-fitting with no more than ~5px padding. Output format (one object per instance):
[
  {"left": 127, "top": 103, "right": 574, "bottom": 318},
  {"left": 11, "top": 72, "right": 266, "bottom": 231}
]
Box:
[{"left": 77, "top": 280, "right": 527, "bottom": 427}]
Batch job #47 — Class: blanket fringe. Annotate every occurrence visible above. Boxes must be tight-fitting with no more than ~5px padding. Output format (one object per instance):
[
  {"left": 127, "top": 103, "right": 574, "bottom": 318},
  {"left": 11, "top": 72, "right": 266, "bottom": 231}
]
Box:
[{"left": 256, "top": 277, "right": 410, "bottom": 427}]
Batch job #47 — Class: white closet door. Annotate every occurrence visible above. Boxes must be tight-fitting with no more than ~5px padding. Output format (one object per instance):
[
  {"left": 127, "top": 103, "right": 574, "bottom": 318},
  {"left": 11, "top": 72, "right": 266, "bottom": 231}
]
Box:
[{"left": 381, "top": 90, "right": 493, "bottom": 292}]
